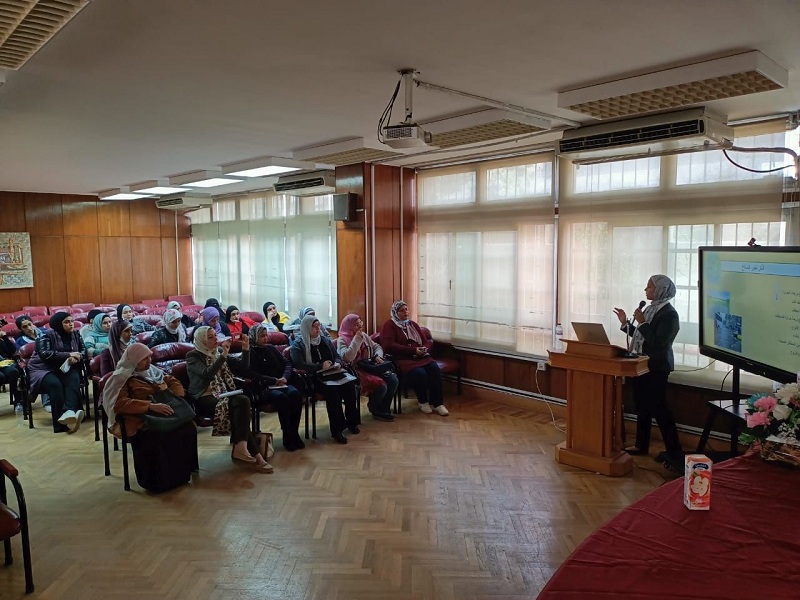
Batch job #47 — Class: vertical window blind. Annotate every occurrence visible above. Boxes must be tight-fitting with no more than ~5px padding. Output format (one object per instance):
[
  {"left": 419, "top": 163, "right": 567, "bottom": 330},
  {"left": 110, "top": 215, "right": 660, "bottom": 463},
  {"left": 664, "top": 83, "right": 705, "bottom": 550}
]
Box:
[{"left": 190, "top": 193, "right": 337, "bottom": 328}]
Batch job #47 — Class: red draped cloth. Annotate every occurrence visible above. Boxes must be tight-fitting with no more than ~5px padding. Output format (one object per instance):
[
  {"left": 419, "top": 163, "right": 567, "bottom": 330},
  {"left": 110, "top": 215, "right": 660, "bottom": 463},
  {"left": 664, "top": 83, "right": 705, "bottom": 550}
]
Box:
[{"left": 538, "top": 451, "right": 800, "bottom": 599}]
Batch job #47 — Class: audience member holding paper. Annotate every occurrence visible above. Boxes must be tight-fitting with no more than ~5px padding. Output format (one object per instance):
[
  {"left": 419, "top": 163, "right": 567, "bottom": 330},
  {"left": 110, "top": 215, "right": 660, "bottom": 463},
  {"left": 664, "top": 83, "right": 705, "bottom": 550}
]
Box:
[
  {"left": 291, "top": 314, "right": 359, "bottom": 445},
  {"left": 235, "top": 323, "right": 305, "bottom": 452},
  {"left": 186, "top": 325, "right": 273, "bottom": 472},
  {"left": 26, "top": 312, "right": 87, "bottom": 433}
]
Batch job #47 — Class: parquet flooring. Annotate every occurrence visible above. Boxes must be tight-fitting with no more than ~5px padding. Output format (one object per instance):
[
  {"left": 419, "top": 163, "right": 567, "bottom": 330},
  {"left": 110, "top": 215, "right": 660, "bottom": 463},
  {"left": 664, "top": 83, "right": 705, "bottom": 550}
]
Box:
[{"left": 0, "top": 389, "right": 668, "bottom": 599}]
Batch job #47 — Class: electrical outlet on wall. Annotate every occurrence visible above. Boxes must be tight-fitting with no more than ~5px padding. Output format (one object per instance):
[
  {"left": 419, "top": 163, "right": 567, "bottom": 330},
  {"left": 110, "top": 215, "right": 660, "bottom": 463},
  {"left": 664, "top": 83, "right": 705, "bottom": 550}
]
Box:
[{"left": 537, "top": 360, "right": 547, "bottom": 371}]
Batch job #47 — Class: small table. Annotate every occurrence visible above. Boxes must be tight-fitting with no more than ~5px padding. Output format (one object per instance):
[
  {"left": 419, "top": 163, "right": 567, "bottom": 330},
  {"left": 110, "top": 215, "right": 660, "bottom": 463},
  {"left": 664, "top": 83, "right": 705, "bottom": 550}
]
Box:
[{"left": 695, "top": 399, "right": 747, "bottom": 458}]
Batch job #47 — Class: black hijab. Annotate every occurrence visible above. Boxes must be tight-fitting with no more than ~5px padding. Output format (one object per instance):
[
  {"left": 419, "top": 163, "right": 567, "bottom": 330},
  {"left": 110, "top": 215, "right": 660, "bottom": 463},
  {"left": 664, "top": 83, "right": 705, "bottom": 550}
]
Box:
[
  {"left": 49, "top": 311, "right": 73, "bottom": 341},
  {"left": 263, "top": 301, "right": 282, "bottom": 330},
  {"left": 225, "top": 305, "right": 240, "bottom": 324},
  {"left": 86, "top": 308, "right": 103, "bottom": 323},
  {"left": 205, "top": 298, "right": 225, "bottom": 320},
  {"left": 116, "top": 303, "right": 132, "bottom": 321}
]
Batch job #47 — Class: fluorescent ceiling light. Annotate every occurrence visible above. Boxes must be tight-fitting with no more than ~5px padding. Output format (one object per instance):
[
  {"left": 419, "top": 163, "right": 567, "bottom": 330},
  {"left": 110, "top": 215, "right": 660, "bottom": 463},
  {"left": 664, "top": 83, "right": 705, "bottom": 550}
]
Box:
[
  {"left": 169, "top": 170, "right": 243, "bottom": 188},
  {"left": 293, "top": 138, "right": 405, "bottom": 166},
  {"left": 129, "top": 180, "right": 190, "bottom": 195},
  {"left": 558, "top": 50, "right": 788, "bottom": 120},
  {"left": 222, "top": 156, "right": 314, "bottom": 178},
  {"left": 97, "top": 187, "right": 153, "bottom": 201}
]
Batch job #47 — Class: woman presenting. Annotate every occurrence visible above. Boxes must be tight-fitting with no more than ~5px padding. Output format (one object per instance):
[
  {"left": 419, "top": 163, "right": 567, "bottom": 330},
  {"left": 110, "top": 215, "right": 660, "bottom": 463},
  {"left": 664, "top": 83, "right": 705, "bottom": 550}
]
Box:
[{"left": 613, "top": 275, "right": 683, "bottom": 469}]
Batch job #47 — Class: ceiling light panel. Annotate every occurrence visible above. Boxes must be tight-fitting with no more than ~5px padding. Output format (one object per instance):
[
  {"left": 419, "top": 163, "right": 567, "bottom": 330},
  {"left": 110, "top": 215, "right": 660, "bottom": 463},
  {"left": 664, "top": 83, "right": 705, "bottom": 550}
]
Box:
[
  {"left": 97, "top": 187, "right": 152, "bottom": 201},
  {"left": 0, "top": 0, "right": 90, "bottom": 70},
  {"left": 558, "top": 51, "right": 788, "bottom": 120},
  {"left": 424, "top": 109, "right": 546, "bottom": 149},
  {"left": 222, "top": 156, "right": 314, "bottom": 178},
  {"left": 128, "top": 180, "right": 189, "bottom": 195},
  {"left": 169, "top": 170, "right": 243, "bottom": 188},
  {"left": 294, "top": 138, "right": 404, "bottom": 166}
]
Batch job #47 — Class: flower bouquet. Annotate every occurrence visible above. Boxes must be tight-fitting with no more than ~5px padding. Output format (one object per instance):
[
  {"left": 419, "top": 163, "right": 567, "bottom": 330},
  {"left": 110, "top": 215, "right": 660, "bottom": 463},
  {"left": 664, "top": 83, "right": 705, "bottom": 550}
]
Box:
[{"left": 739, "top": 383, "right": 800, "bottom": 468}]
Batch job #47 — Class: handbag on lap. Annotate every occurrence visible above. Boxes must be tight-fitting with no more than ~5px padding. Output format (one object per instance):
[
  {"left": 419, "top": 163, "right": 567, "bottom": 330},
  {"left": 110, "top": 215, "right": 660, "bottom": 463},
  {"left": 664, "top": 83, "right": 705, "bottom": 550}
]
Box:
[{"left": 135, "top": 388, "right": 196, "bottom": 434}]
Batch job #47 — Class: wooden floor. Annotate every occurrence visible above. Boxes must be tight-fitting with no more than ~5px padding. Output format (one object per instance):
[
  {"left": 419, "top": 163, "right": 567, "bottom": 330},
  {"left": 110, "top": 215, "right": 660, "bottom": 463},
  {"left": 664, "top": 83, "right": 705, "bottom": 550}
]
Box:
[{"left": 0, "top": 388, "right": 672, "bottom": 599}]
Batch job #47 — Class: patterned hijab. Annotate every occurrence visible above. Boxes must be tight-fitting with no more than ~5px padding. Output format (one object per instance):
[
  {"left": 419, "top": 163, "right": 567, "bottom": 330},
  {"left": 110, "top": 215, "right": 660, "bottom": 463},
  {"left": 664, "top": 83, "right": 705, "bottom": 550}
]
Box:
[
  {"left": 249, "top": 323, "right": 268, "bottom": 347},
  {"left": 390, "top": 300, "right": 421, "bottom": 344},
  {"left": 166, "top": 301, "right": 181, "bottom": 311},
  {"left": 109, "top": 320, "right": 133, "bottom": 367},
  {"left": 632, "top": 274, "right": 677, "bottom": 354},
  {"left": 163, "top": 308, "right": 186, "bottom": 341},
  {"left": 338, "top": 313, "right": 370, "bottom": 361},
  {"left": 192, "top": 326, "right": 235, "bottom": 395},
  {"left": 193, "top": 326, "right": 217, "bottom": 356}
]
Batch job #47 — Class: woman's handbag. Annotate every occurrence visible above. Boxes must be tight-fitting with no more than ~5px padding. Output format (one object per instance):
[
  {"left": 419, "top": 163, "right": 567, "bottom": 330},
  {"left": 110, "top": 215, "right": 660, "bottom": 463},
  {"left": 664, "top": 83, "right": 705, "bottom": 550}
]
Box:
[
  {"left": 356, "top": 358, "right": 394, "bottom": 376},
  {"left": 140, "top": 389, "right": 196, "bottom": 433}
]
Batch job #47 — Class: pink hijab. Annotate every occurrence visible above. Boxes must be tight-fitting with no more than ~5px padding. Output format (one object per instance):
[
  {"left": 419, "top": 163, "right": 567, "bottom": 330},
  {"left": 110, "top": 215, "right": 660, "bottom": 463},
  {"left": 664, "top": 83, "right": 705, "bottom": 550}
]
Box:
[{"left": 338, "top": 313, "right": 369, "bottom": 361}]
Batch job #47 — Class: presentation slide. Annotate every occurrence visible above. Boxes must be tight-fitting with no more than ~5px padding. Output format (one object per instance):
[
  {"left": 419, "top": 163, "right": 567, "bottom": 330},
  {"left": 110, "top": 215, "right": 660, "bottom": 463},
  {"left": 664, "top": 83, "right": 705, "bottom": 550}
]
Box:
[{"left": 701, "top": 248, "right": 800, "bottom": 378}]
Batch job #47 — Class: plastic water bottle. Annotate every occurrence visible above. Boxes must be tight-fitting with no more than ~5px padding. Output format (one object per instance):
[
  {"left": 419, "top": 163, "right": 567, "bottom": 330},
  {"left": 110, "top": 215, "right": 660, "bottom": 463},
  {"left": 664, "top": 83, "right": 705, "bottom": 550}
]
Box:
[{"left": 554, "top": 323, "right": 564, "bottom": 351}]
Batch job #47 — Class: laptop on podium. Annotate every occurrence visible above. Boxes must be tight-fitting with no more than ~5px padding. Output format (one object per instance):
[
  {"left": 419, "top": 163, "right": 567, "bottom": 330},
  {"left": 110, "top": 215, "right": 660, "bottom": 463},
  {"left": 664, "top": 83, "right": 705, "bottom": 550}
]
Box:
[{"left": 571, "top": 322, "right": 611, "bottom": 345}]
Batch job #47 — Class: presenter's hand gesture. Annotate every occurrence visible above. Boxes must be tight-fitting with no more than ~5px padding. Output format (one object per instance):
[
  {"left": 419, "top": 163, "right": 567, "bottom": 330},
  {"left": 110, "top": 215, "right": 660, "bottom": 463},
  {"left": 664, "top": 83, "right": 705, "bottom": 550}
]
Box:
[
  {"left": 633, "top": 307, "right": 645, "bottom": 324},
  {"left": 613, "top": 307, "right": 627, "bottom": 325}
]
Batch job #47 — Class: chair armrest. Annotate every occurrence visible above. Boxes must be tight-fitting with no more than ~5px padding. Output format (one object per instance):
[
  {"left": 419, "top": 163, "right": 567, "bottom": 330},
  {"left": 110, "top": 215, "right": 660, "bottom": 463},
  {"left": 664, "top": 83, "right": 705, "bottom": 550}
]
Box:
[{"left": 0, "top": 459, "right": 19, "bottom": 478}]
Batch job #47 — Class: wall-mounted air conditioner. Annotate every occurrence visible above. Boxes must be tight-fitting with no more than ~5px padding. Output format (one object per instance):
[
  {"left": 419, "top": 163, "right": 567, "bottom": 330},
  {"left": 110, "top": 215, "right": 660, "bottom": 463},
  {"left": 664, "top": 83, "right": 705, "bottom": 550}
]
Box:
[
  {"left": 273, "top": 170, "right": 336, "bottom": 196},
  {"left": 155, "top": 194, "right": 213, "bottom": 211},
  {"left": 558, "top": 108, "right": 734, "bottom": 160}
]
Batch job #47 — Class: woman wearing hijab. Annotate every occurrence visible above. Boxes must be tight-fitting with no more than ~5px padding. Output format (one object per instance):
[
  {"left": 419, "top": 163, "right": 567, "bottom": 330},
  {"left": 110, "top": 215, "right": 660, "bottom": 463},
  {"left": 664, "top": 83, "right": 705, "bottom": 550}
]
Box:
[
  {"left": 116, "top": 304, "right": 156, "bottom": 335},
  {"left": 224, "top": 305, "right": 249, "bottom": 338},
  {"left": 83, "top": 312, "right": 112, "bottom": 358},
  {"left": 148, "top": 308, "right": 189, "bottom": 347},
  {"left": 102, "top": 343, "right": 198, "bottom": 492},
  {"left": 291, "top": 314, "right": 359, "bottom": 444},
  {"left": 79, "top": 309, "right": 104, "bottom": 342},
  {"left": 262, "top": 301, "right": 290, "bottom": 333},
  {"left": 380, "top": 301, "right": 448, "bottom": 416},
  {"left": 200, "top": 306, "right": 231, "bottom": 339},
  {"left": 100, "top": 320, "right": 134, "bottom": 376},
  {"left": 186, "top": 325, "right": 272, "bottom": 472},
  {"left": 0, "top": 325, "right": 20, "bottom": 412},
  {"left": 235, "top": 323, "right": 305, "bottom": 451},
  {"left": 338, "top": 313, "right": 398, "bottom": 423},
  {"left": 166, "top": 301, "right": 195, "bottom": 329},
  {"left": 614, "top": 274, "right": 682, "bottom": 468},
  {"left": 204, "top": 298, "right": 226, "bottom": 320},
  {"left": 289, "top": 307, "right": 330, "bottom": 338},
  {"left": 26, "top": 312, "right": 87, "bottom": 433}
]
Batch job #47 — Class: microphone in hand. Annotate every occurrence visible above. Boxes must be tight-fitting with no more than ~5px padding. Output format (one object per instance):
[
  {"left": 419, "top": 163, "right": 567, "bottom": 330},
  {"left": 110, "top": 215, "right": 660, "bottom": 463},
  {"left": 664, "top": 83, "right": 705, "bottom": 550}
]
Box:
[{"left": 631, "top": 300, "right": 646, "bottom": 324}]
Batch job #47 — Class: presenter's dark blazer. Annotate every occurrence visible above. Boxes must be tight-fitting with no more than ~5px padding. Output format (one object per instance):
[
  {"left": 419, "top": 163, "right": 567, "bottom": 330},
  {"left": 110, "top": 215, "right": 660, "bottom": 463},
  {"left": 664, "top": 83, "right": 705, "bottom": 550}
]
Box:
[{"left": 633, "top": 303, "right": 679, "bottom": 373}]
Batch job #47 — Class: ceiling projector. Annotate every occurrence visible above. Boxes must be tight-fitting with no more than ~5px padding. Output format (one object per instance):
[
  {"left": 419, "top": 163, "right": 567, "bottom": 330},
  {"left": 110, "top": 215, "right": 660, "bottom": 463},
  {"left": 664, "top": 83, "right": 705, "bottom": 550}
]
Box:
[{"left": 381, "top": 123, "right": 433, "bottom": 149}]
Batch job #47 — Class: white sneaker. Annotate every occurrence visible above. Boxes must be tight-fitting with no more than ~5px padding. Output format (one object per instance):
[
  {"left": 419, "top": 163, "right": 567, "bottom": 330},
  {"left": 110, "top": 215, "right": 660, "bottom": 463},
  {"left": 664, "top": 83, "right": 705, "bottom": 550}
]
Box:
[
  {"left": 58, "top": 410, "right": 76, "bottom": 425},
  {"left": 419, "top": 403, "right": 433, "bottom": 414},
  {"left": 434, "top": 405, "right": 449, "bottom": 416},
  {"left": 70, "top": 409, "right": 85, "bottom": 432}
]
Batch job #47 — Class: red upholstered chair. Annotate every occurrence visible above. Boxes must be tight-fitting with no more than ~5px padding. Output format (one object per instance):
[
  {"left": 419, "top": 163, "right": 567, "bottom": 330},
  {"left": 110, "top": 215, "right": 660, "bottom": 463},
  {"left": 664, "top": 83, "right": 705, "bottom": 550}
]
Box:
[
  {"left": 1, "top": 323, "right": 21, "bottom": 338},
  {"left": 150, "top": 342, "right": 194, "bottom": 371},
  {"left": 136, "top": 315, "right": 162, "bottom": 328},
  {"left": 135, "top": 331, "right": 154, "bottom": 345},
  {"left": 129, "top": 304, "right": 147, "bottom": 314},
  {"left": 143, "top": 307, "right": 166, "bottom": 316},
  {"left": 370, "top": 332, "right": 403, "bottom": 414},
  {"left": 182, "top": 304, "right": 204, "bottom": 313},
  {"left": 71, "top": 303, "right": 95, "bottom": 312},
  {"left": 420, "top": 326, "right": 461, "bottom": 394},
  {"left": 48, "top": 306, "right": 69, "bottom": 314},
  {"left": 241, "top": 311, "right": 265, "bottom": 323},
  {"left": 72, "top": 312, "right": 89, "bottom": 324},
  {"left": 21, "top": 306, "right": 47, "bottom": 317},
  {"left": 141, "top": 299, "right": 167, "bottom": 308},
  {"left": 31, "top": 316, "right": 49, "bottom": 328},
  {"left": 11, "top": 311, "right": 30, "bottom": 319},
  {"left": 0, "top": 459, "right": 33, "bottom": 593},
  {"left": 168, "top": 294, "right": 194, "bottom": 306}
]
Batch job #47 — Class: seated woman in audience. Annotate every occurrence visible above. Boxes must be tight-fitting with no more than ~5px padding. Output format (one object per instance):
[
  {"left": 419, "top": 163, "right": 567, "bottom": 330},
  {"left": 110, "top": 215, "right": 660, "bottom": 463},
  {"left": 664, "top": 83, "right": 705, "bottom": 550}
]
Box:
[
  {"left": 0, "top": 327, "right": 21, "bottom": 412},
  {"left": 83, "top": 312, "right": 112, "bottom": 358},
  {"left": 262, "top": 301, "right": 290, "bottom": 332},
  {"left": 291, "top": 314, "right": 359, "bottom": 444},
  {"left": 117, "top": 304, "right": 156, "bottom": 335},
  {"left": 102, "top": 342, "right": 198, "bottom": 492},
  {"left": 166, "top": 301, "right": 196, "bottom": 329},
  {"left": 204, "top": 298, "right": 226, "bottom": 320},
  {"left": 380, "top": 300, "right": 448, "bottom": 416},
  {"left": 148, "top": 308, "right": 188, "bottom": 347},
  {"left": 14, "top": 315, "right": 42, "bottom": 350},
  {"left": 201, "top": 306, "right": 231, "bottom": 338},
  {"left": 289, "top": 307, "right": 330, "bottom": 338},
  {"left": 79, "top": 309, "right": 104, "bottom": 343},
  {"left": 338, "top": 313, "right": 398, "bottom": 422},
  {"left": 27, "top": 312, "right": 87, "bottom": 432},
  {"left": 100, "top": 320, "right": 134, "bottom": 376},
  {"left": 187, "top": 326, "right": 272, "bottom": 472},
  {"left": 224, "top": 305, "right": 249, "bottom": 339},
  {"left": 236, "top": 323, "right": 305, "bottom": 451}
]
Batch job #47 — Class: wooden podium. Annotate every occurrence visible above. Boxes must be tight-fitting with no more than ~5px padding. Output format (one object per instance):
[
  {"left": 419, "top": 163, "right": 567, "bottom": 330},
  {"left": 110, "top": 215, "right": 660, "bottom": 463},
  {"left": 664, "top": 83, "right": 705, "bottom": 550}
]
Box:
[{"left": 548, "top": 340, "right": 649, "bottom": 477}]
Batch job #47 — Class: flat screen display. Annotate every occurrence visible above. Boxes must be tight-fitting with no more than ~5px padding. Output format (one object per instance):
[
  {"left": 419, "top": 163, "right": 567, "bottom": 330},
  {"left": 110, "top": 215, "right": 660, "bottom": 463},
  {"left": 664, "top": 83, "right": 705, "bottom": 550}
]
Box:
[{"left": 698, "top": 246, "right": 800, "bottom": 383}]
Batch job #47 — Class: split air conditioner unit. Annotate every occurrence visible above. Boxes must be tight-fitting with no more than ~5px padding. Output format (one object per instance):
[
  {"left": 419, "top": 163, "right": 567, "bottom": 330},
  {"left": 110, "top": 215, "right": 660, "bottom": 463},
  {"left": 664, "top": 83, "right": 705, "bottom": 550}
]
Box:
[
  {"left": 558, "top": 108, "right": 734, "bottom": 160},
  {"left": 155, "top": 194, "right": 213, "bottom": 211},
  {"left": 273, "top": 170, "right": 336, "bottom": 196}
]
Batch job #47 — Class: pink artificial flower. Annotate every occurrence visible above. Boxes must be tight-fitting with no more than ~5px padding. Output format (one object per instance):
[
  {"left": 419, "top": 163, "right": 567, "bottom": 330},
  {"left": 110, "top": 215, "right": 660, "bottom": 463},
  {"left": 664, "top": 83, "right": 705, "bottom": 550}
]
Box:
[
  {"left": 754, "top": 396, "right": 777, "bottom": 412},
  {"left": 746, "top": 411, "right": 770, "bottom": 428}
]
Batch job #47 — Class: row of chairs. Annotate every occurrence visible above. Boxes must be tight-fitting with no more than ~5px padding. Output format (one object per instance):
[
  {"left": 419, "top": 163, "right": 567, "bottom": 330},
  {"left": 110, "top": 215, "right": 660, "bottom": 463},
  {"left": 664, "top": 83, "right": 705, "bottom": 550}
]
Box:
[{"left": 0, "top": 294, "right": 198, "bottom": 321}]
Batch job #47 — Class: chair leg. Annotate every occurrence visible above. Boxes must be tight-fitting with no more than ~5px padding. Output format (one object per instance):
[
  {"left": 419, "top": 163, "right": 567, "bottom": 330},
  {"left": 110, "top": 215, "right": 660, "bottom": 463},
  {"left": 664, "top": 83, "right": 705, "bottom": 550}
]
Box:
[
  {"left": 93, "top": 396, "right": 101, "bottom": 442},
  {"left": 311, "top": 398, "right": 317, "bottom": 439},
  {"left": 101, "top": 410, "right": 111, "bottom": 477},
  {"left": 304, "top": 399, "right": 310, "bottom": 440},
  {"left": 3, "top": 537, "right": 11, "bottom": 565},
  {"left": 121, "top": 437, "right": 130, "bottom": 491},
  {"left": 20, "top": 518, "right": 33, "bottom": 593}
]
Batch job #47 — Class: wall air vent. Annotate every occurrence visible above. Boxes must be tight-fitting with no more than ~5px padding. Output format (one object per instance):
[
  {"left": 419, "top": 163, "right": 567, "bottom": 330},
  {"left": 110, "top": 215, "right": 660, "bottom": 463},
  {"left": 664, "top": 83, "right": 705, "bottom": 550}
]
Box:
[
  {"left": 558, "top": 108, "right": 733, "bottom": 159},
  {"left": 155, "top": 195, "right": 212, "bottom": 211},
  {"left": 273, "top": 171, "right": 336, "bottom": 196}
]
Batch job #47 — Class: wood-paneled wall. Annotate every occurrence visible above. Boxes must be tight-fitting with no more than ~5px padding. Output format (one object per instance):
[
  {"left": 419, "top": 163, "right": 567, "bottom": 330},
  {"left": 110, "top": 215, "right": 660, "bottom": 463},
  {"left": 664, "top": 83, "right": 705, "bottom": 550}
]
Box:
[{"left": 0, "top": 191, "right": 192, "bottom": 312}]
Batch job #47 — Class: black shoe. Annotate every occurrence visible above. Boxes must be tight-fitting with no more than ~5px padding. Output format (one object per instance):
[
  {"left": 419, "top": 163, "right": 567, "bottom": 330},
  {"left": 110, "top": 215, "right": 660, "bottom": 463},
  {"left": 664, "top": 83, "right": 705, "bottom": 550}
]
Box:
[
  {"left": 625, "top": 446, "right": 647, "bottom": 456},
  {"left": 348, "top": 425, "right": 360, "bottom": 434},
  {"left": 293, "top": 434, "right": 306, "bottom": 449},
  {"left": 372, "top": 413, "right": 395, "bottom": 422},
  {"left": 654, "top": 452, "right": 669, "bottom": 463},
  {"left": 283, "top": 436, "right": 298, "bottom": 452},
  {"left": 333, "top": 432, "right": 348, "bottom": 444}
]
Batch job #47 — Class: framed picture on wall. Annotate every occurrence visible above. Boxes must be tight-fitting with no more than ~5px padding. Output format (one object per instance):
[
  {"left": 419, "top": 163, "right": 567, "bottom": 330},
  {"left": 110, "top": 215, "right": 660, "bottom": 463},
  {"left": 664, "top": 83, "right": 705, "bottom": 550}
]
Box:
[{"left": 0, "top": 232, "right": 33, "bottom": 289}]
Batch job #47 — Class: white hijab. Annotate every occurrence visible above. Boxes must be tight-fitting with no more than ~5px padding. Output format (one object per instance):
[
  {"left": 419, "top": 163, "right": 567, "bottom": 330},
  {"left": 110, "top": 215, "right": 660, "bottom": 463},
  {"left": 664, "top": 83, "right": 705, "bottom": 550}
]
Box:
[
  {"left": 103, "top": 343, "right": 155, "bottom": 428},
  {"left": 632, "top": 274, "right": 676, "bottom": 354}
]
